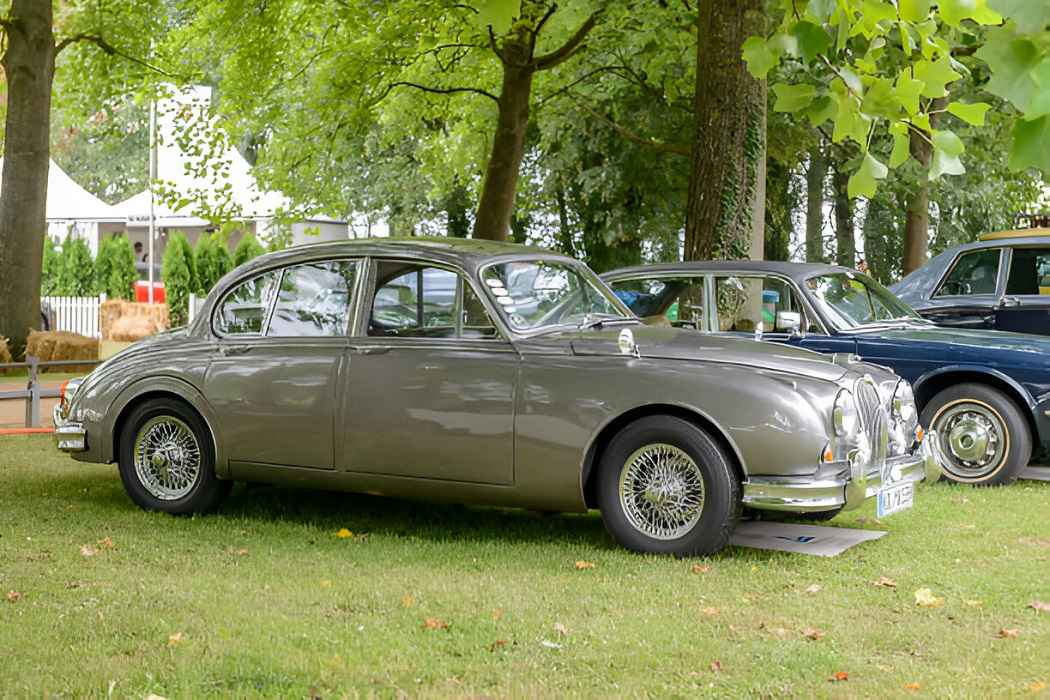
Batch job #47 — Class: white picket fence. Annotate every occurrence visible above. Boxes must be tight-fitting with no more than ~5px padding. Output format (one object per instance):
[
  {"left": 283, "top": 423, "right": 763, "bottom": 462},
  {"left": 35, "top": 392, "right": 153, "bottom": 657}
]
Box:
[{"left": 41, "top": 295, "right": 104, "bottom": 338}]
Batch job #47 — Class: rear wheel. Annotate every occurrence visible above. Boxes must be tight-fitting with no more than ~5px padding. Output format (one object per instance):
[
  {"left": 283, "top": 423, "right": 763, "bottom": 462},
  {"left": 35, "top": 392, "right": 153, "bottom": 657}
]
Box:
[
  {"left": 921, "top": 383, "right": 1031, "bottom": 486},
  {"left": 118, "top": 398, "right": 231, "bottom": 514},
  {"left": 597, "top": 416, "right": 740, "bottom": 556}
]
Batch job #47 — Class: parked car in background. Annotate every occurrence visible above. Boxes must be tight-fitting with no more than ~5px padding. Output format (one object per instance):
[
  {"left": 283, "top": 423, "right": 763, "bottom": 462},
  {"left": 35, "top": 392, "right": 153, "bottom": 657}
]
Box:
[
  {"left": 53, "top": 238, "right": 936, "bottom": 556},
  {"left": 604, "top": 260, "right": 1050, "bottom": 487},
  {"left": 891, "top": 229, "right": 1050, "bottom": 335}
]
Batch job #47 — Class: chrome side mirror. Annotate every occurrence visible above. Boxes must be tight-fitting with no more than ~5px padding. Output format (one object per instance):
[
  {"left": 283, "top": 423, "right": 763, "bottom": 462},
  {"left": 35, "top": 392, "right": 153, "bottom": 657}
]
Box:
[{"left": 775, "top": 310, "right": 802, "bottom": 335}]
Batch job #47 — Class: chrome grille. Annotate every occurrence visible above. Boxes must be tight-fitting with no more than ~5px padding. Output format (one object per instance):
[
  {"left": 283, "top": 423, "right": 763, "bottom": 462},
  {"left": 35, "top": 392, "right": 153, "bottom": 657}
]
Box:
[{"left": 856, "top": 376, "right": 889, "bottom": 472}]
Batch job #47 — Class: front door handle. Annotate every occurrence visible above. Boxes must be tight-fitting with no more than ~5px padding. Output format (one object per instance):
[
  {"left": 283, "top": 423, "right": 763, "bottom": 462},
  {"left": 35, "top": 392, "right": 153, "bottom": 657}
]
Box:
[
  {"left": 349, "top": 345, "right": 391, "bottom": 355},
  {"left": 999, "top": 296, "right": 1021, "bottom": 308},
  {"left": 220, "top": 344, "right": 251, "bottom": 356}
]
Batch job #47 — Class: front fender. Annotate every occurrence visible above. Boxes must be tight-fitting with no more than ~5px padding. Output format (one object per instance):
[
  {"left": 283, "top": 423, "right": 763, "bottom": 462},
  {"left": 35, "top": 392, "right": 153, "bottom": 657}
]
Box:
[{"left": 913, "top": 364, "right": 1036, "bottom": 409}]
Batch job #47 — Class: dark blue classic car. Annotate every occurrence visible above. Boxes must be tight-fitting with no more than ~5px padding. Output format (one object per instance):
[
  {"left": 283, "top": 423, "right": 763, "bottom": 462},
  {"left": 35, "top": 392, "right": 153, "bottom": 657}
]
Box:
[
  {"left": 603, "top": 261, "right": 1050, "bottom": 487},
  {"left": 891, "top": 230, "right": 1050, "bottom": 336}
]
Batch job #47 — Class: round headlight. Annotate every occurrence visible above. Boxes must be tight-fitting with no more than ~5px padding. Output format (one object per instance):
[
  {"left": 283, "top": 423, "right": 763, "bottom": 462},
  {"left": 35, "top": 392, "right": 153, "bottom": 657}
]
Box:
[
  {"left": 892, "top": 381, "right": 917, "bottom": 424},
  {"left": 832, "top": 389, "right": 859, "bottom": 437}
]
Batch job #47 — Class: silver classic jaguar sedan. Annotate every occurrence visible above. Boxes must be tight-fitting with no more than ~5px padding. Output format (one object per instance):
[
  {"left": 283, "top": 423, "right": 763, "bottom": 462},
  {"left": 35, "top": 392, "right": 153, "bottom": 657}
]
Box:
[{"left": 53, "top": 238, "right": 939, "bottom": 555}]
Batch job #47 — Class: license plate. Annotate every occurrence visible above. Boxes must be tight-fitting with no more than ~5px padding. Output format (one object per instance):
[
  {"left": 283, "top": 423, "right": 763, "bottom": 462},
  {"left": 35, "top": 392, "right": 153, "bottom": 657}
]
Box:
[{"left": 877, "top": 482, "right": 915, "bottom": 518}]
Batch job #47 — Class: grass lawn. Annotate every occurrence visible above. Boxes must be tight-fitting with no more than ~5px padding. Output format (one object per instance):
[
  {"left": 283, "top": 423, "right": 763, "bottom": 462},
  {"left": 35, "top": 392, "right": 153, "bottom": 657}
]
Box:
[{"left": 2, "top": 434, "right": 1048, "bottom": 698}]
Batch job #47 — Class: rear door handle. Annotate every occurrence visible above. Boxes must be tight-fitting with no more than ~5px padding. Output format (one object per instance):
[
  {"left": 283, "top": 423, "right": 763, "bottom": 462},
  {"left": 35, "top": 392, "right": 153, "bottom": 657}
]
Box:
[
  {"left": 349, "top": 345, "right": 390, "bottom": 355},
  {"left": 219, "top": 344, "right": 251, "bottom": 356}
]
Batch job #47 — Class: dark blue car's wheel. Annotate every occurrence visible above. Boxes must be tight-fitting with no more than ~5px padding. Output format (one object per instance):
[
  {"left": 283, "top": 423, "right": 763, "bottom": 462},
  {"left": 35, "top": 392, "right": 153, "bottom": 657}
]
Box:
[{"left": 921, "top": 383, "right": 1031, "bottom": 486}]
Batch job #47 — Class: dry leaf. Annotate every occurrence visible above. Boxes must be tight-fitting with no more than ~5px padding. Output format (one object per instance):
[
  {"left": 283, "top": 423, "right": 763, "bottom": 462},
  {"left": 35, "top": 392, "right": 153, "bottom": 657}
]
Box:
[
  {"left": 804, "top": 584, "right": 822, "bottom": 595},
  {"left": 400, "top": 594, "right": 414, "bottom": 607},
  {"left": 873, "top": 576, "right": 898, "bottom": 588},
  {"left": 335, "top": 528, "right": 353, "bottom": 539},
  {"left": 489, "top": 639, "right": 508, "bottom": 652},
  {"left": 1030, "top": 600, "right": 1050, "bottom": 613},
  {"left": 914, "top": 588, "right": 944, "bottom": 608},
  {"left": 802, "top": 627, "right": 825, "bottom": 641},
  {"left": 574, "top": 560, "right": 595, "bottom": 570},
  {"left": 230, "top": 548, "right": 248, "bottom": 557},
  {"left": 167, "top": 632, "right": 184, "bottom": 646},
  {"left": 691, "top": 564, "right": 711, "bottom": 574},
  {"left": 710, "top": 660, "right": 723, "bottom": 673},
  {"left": 997, "top": 628, "right": 1020, "bottom": 639},
  {"left": 422, "top": 617, "right": 449, "bottom": 631},
  {"left": 540, "top": 639, "right": 562, "bottom": 649},
  {"left": 904, "top": 682, "right": 921, "bottom": 691},
  {"left": 491, "top": 608, "right": 503, "bottom": 621},
  {"left": 5, "top": 591, "right": 21, "bottom": 603},
  {"left": 1028, "top": 680, "right": 1047, "bottom": 693},
  {"left": 830, "top": 671, "right": 849, "bottom": 682},
  {"left": 145, "top": 695, "right": 169, "bottom": 700},
  {"left": 319, "top": 579, "right": 332, "bottom": 589},
  {"left": 97, "top": 537, "right": 114, "bottom": 550},
  {"left": 553, "top": 622, "right": 569, "bottom": 637},
  {"left": 964, "top": 599, "right": 983, "bottom": 608},
  {"left": 701, "top": 606, "right": 719, "bottom": 617},
  {"left": 80, "top": 544, "right": 98, "bottom": 558}
]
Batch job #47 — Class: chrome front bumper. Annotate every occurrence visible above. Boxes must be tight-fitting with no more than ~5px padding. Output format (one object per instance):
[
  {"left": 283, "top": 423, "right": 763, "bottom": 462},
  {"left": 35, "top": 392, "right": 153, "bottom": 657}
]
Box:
[
  {"left": 53, "top": 404, "right": 87, "bottom": 452},
  {"left": 742, "top": 430, "right": 943, "bottom": 513}
]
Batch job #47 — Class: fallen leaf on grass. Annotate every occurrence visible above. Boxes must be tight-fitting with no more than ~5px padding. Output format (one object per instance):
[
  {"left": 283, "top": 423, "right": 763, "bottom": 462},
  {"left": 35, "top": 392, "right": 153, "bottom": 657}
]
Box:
[
  {"left": 400, "top": 594, "right": 414, "bottom": 607},
  {"left": 700, "top": 606, "right": 719, "bottom": 617},
  {"left": 691, "top": 564, "right": 710, "bottom": 574},
  {"left": 1030, "top": 600, "right": 1050, "bottom": 613},
  {"left": 829, "top": 671, "right": 849, "bottom": 682},
  {"left": 914, "top": 588, "right": 944, "bottom": 608},
  {"left": 226, "top": 547, "right": 248, "bottom": 557},
  {"left": 79, "top": 544, "right": 97, "bottom": 558},
  {"left": 804, "top": 584, "right": 822, "bottom": 595},
  {"left": 145, "top": 695, "right": 169, "bottom": 700},
  {"left": 167, "top": 632, "right": 184, "bottom": 646},
  {"left": 873, "top": 576, "right": 898, "bottom": 588},
  {"left": 802, "top": 627, "right": 825, "bottom": 641},
  {"left": 903, "top": 682, "right": 921, "bottom": 691},
  {"left": 491, "top": 608, "right": 503, "bottom": 621},
  {"left": 710, "top": 660, "right": 723, "bottom": 673},
  {"left": 964, "top": 599, "right": 983, "bottom": 608},
  {"left": 5, "top": 591, "right": 21, "bottom": 603},
  {"left": 335, "top": 528, "right": 353, "bottom": 539},
  {"left": 1028, "top": 680, "right": 1047, "bottom": 693},
  {"left": 540, "top": 639, "right": 562, "bottom": 649},
  {"left": 553, "top": 622, "right": 569, "bottom": 637},
  {"left": 422, "top": 617, "right": 449, "bottom": 631},
  {"left": 574, "top": 560, "right": 595, "bottom": 570},
  {"left": 319, "top": 580, "right": 332, "bottom": 589},
  {"left": 997, "top": 628, "right": 1020, "bottom": 639},
  {"left": 489, "top": 639, "right": 508, "bottom": 652}
]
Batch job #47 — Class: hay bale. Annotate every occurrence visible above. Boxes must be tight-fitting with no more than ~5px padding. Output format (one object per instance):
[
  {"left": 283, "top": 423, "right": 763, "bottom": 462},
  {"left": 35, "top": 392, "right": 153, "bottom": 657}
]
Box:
[
  {"left": 109, "top": 315, "right": 160, "bottom": 342},
  {"left": 101, "top": 299, "right": 169, "bottom": 340},
  {"left": 0, "top": 336, "right": 11, "bottom": 376},
  {"left": 25, "top": 330, "right": 99, "bottom": 373}
]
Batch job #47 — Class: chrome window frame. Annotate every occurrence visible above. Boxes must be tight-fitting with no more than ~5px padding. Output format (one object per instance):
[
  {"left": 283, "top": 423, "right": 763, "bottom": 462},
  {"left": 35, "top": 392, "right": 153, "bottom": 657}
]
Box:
[
  {"left": 605, "top": 273, "right": 710, "bottom": 331},
  {"left": 932, "top": 247, "right": 1005, "bottom": 300}
]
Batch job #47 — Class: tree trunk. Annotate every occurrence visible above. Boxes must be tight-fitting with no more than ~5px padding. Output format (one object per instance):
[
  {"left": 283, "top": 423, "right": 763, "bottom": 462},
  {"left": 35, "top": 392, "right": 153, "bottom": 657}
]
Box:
[
  {"left": 472, "top": 55, "right": 533, "bottom": 241},
  {"left": 805, "top": 145, "right": 827, "bottom": 263},
  {"left": 833, "top": 165, "right": 854, "bottom": 268},
  {"left": 683, "top": 0, "right": 766, "bottom": 262},
  {"left": 903, "top": 130, "right": 933, "bottom": 275},
  {"left": 554, "top": 184, "right": 575, "bottom": 256},
  {"left": 0, "top": 0, "right": 56, "bottom": 354},
  {"left": 763, "top": 159, "right": 792, "bottom": 262}
]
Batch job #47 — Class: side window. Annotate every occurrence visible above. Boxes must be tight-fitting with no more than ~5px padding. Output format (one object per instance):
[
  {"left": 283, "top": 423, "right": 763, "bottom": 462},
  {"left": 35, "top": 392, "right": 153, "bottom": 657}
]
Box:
[
  {"left": 368, "top": 261, "right": 497, "bottom": 339},
  {"left": 936, "top": 249, "right": 1001, "bottom": 297},
  {"left": 714, "top": 276, "right": 808, "bottom": 334},
  {"left": 266, "top": 260, "right": 357, "bottom": 337},
  {"left": 610, "top": 277, "right": 705, "bottom": 329},
  {"left": 214, "top": 270, "right": 280, "bottom": 335},
  {"left": 1006, "top": 248, "right": 1050, "bottom": 296}
]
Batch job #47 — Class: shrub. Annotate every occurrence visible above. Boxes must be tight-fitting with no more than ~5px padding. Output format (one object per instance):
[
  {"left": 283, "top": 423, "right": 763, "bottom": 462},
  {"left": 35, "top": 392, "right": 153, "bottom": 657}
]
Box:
[
  {"left": 195, "top": 232, "right": 232, "bottom": 294},
  {"left": 56, "top": 237, "right": 95, "bottom": 296},
  {"left": 93, "top": 236, "right": 115, "bottom": 295},
  {"left": 106, "top": 236, "right": 138, "bottom": 300},
  {"left": 233, "top": 232, "right": 265, "bottom": 267},
  {"left": 162, "top": 232, "right": 197, "bottom": 326},
  {"left": 41, "top": 236, "right": 60, "bottom": 296}
]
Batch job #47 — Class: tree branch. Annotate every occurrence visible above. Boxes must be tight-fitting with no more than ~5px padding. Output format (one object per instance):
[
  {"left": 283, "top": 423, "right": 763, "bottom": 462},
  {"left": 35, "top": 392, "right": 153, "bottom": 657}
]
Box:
[
  {"left": 54, "top": 33, "right": 178, "bottom": 78},
  {"left": 487, "top": 26, "right": 504, "bottom": 64},
  {"left": 533, "top": 10, "right": 601, "bottom": 71},
  {"left": 530, "top": 3, "right": 558, "bottom": 55},
  {"left": 575, "top": 102, "right": 690, "bottom": 156},
  {"left": 376, "top": 80, "right": 499, "bottom": 104}
]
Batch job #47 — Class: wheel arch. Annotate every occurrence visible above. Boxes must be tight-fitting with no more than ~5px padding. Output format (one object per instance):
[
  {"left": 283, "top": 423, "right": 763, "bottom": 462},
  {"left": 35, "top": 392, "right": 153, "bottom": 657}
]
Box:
[
  {"left": 580, "top": 403, "right": 746, "bottom": 510},
  {"left": 913, "top": 366, "right": 1037, "bottom": 439}
]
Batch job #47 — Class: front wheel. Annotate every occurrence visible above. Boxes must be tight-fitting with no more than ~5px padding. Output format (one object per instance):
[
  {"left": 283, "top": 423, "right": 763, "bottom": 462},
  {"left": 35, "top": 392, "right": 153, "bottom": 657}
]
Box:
[
  {"left": 921, "top": 383, "right": 1031, "bottom": 486},
  {"left": 597, "top": 416, "right": 740, "bottom": 556},
  {"left": 118, "top": 398, "right": 231, "bottom": 514}
]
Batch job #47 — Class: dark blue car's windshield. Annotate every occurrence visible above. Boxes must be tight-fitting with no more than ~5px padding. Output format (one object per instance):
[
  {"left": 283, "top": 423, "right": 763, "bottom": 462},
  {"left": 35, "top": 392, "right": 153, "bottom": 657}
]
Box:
[{"left": 806, "top": 273, "right": 921, "bottom": 330}]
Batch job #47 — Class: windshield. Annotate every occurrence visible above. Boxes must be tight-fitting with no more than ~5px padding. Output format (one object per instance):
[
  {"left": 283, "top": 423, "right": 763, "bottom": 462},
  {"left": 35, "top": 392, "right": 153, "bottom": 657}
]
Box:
[
  {"left": 481, "top": 259, "right": 631, "bottom": 332},
  {"left": 806, "top": 272, "right": 922, "bottom": 330}
]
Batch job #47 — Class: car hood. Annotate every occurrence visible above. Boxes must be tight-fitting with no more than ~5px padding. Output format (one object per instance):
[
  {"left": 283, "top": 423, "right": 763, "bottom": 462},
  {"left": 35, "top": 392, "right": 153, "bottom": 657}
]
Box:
[
  {"left": 851, "top": 324, "right": 1050, "bottom": 366},
  {"left": 569, "top": 325, "right": 848, "bottom": 382}
]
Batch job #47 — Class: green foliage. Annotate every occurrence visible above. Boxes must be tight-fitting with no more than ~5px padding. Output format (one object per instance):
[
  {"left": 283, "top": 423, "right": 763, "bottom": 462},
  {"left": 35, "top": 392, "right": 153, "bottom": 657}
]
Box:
[
  {"left": 745, "top": 0, "right": 1050, "bottom": 198},
  {"left": 106, "top": 236, "right": 138, "bottom": 300},
  {"left": 232, "top": 232, "right": 265, "bottom": 267},
  {"left": 93, "top": 237, "right": 115, "bottom": 296},
  {"left": 161, "top": 233, "right": 197, "bottom": 326},
  {"left": 55, "top": 237, "right": 95, "bottom": 296},
  {"left": 40, "top": 236, "right": 60, "bottom": 296},
  {"left": 194, "top": 233, "right": 232, "bottom": 294}
]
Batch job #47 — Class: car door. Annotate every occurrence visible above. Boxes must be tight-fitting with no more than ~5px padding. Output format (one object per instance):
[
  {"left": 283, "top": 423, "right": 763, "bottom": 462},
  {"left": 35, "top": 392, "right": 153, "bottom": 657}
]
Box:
[
  {"left": 203, "top": 259, "right": 359, "bottom": 470},
  {"left": 340, "top": 259, "right": 517, "bottom": 485},
  {"left": 993, "top": 247, "right": 1050, "bottom": 335},
  {"left": 924, "top": 248, "right": 1004, "bottom": 329}
]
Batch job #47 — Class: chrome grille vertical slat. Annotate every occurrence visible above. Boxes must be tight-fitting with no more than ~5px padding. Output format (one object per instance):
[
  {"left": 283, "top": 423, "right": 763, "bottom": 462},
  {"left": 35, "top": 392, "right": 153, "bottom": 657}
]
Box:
[{"left": 856, "top": 376, "right": 889, "bottom": 476}]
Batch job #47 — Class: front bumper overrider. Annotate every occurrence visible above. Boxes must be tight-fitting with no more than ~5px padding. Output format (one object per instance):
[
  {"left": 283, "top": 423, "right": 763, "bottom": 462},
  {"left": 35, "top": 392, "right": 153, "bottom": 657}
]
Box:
[
  {"left": 742, "top": 430, "right": 943, "bottom": 513},
  {"left": 53, "top": 404, "right": 87, "bottom": 452}
]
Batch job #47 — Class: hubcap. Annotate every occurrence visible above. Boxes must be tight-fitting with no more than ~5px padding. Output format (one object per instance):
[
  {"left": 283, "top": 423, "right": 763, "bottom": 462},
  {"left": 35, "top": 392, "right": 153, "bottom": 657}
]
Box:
[
  {"left": 133, "top": 416, "right": 201, "bottom": 500},
  {"left": 934, "top": 401, "right": 1007, "bottom": 479},
  {"left": 619, "top": 443, "right": 705, "bottom": 540}
]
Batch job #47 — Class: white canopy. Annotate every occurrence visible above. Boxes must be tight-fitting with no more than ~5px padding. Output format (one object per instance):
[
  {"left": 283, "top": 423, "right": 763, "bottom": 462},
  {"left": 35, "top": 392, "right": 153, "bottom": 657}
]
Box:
[{"left": 0, "top": 158, "right": 123, "bottom": 221}]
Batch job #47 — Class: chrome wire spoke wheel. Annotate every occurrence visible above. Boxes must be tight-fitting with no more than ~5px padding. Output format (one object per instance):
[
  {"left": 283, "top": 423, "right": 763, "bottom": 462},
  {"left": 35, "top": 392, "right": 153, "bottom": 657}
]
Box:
[
  {"left": 132, "top": 416, "right": 202, "bottom": 501},
  {"left": 618, "top": 443, "right": 706, "bottom": 540},
  {"left": 934, "top": 400, "right": 1008, "bottom": 479}
]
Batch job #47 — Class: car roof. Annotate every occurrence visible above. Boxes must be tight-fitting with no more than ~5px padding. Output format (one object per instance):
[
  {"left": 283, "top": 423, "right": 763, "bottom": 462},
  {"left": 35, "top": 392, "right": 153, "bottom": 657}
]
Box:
[
  {"left": 978, "top": 227, "right": 1050, "bottom": 242},
  {"left": 602, "top": 260, "right": 856, "bottom": 283}
]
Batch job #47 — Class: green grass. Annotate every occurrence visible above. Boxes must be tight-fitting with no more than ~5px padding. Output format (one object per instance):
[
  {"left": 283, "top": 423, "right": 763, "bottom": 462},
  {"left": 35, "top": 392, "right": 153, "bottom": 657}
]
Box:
[{"left": 2, "top": 435, "right": 1048, "bottom": 698}]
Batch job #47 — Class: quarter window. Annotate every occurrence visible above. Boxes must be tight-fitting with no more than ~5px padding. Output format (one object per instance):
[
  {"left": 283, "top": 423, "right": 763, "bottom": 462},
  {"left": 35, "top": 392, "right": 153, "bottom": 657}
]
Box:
[
  {"left": 214, "top": 270, "right": 280, "bottom": 335},
  {"left": 1005, "top": 248, "right": 1050, "bottom": 296},
  {"left": 936, "top": 249, "right": 1001, "bottom": 297},
  {"left": 266, "top": 261, "right": 357, "bottom": 337}
]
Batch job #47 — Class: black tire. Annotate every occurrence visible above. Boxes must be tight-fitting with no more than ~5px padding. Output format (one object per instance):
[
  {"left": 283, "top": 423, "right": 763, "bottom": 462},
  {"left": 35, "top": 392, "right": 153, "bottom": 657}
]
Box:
[
  {"left": 596, "top": 416, "right": 741, "bottom": 556},
  {"left": 921, "top": 383, "right": 1031, "bottom": 487},
  {"left": 117, "top": 398, "right": 231, "bottom": 514}
]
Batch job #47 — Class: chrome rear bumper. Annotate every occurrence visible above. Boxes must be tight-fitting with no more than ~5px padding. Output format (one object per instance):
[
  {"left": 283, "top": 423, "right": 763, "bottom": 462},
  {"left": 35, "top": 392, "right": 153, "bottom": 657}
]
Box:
[
  {"left": 53, "top": 405, "right": 87, "bottom": 452},
  {"left": 742, "top": 430, "right": 943, "bottom": 513}
]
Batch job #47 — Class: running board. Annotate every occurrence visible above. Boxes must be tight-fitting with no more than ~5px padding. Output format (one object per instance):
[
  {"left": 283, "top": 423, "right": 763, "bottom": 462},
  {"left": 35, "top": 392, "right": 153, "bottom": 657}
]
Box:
[{"left": 1020, "top": 466, "right": 1050, "bottom": 482}]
